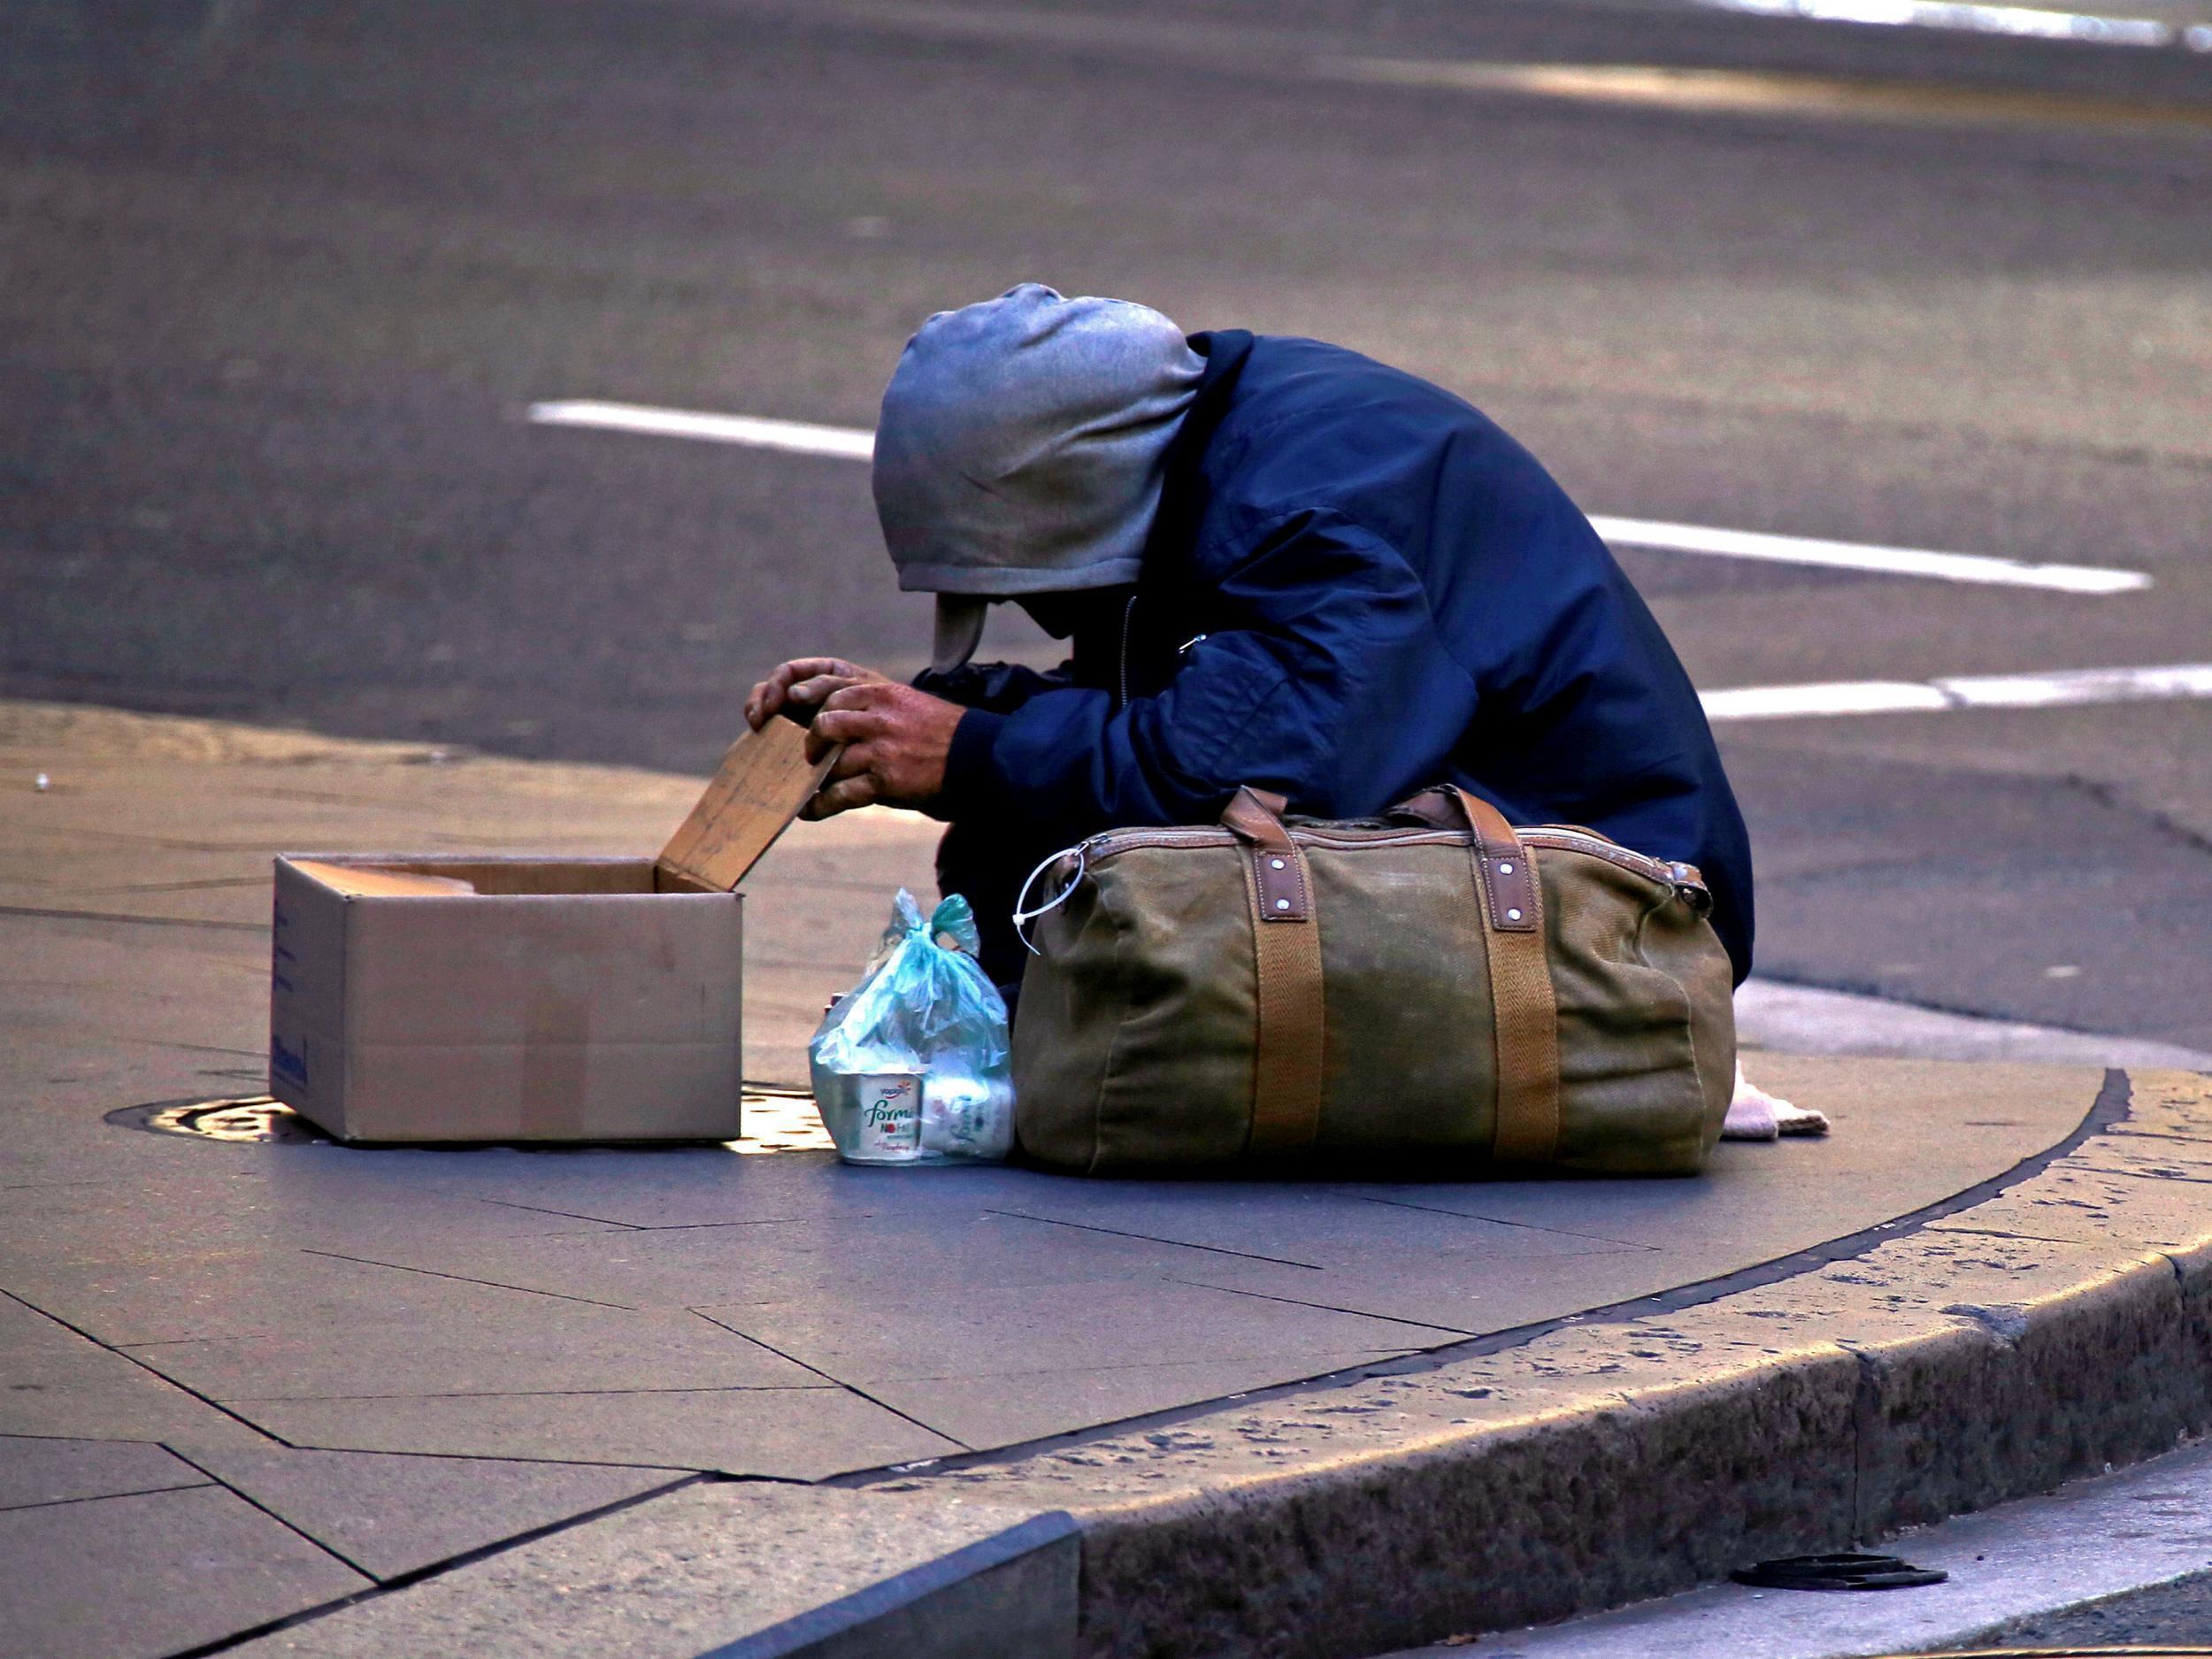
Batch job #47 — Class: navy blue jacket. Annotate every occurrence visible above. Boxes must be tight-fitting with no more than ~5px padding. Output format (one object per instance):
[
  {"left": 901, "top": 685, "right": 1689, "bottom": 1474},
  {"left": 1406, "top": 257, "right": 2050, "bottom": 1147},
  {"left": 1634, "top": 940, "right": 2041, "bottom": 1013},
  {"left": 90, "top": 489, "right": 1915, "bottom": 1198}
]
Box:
[{"left": 930, "top": 331, "right": 1754, "bottom": 981}]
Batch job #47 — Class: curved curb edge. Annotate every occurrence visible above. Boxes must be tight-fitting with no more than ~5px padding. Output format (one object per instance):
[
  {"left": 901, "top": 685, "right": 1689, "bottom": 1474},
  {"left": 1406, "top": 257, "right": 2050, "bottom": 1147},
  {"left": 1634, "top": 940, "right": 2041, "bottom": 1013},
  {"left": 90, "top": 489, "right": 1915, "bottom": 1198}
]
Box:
[{"left": 914, "top": 1068, "right": 2212, "bottom": 1658}]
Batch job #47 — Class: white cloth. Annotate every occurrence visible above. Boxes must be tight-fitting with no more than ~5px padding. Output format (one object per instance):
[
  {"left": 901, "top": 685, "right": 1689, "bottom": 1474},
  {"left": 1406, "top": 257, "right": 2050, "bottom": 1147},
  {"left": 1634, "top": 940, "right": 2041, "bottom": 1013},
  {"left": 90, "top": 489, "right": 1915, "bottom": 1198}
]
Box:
[{"left": 1722, "top": 1059, "right": 1830, "bottom": 1141}]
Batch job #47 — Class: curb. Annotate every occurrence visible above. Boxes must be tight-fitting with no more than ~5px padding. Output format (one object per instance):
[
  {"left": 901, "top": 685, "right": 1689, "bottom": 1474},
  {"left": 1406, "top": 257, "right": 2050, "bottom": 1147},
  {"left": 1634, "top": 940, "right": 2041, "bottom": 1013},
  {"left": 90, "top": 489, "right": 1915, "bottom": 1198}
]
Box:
[
  {"left": 696, "top": 1512, "right": 1079, "bottom": 1659},
  {"left": 888, "top": 1067, "right": 2212, "bottom": 1657}
]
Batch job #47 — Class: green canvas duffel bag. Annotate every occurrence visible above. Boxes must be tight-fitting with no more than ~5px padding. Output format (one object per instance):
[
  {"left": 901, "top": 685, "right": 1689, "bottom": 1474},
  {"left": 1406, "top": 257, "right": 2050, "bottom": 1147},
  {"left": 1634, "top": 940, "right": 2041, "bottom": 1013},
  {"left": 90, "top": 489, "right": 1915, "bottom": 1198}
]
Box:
[{"left": 1010, "top": 784, "right": 1736, "bottom": 1176}]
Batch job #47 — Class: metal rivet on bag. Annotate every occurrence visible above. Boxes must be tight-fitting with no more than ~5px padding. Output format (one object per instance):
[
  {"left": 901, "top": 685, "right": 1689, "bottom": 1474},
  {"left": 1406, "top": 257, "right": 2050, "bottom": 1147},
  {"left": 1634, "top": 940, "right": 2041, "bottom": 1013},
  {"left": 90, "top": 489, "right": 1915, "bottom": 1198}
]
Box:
[
  {"left": 1276, "top": 898, "right": 1291, "bottom": 910},
  {"left": 1270, "top": 858, "right": 1285, "bottom": 869},
  {"left": 1507, "top": 908, "right": 1523, "bottom": 921},
  {"left": 1500, "top": 862, "right": 1514, "bottom": 874}
]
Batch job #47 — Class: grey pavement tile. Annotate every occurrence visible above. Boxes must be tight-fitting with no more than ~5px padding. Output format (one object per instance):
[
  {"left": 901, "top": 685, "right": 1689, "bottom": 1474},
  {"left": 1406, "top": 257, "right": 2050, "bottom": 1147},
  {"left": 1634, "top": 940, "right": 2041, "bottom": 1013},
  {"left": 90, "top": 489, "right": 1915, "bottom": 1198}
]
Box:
[
  {"left": 1165, "top": 1237, "right": 1730, "bottom": 1336},
  {"left": 319, "top": 1208, "right": 1271, "bottom": 1311},
  {"left": 380, "top": 1143, "right": 1054, "bottom": 1230},
  {"left": 0, "top": 1434, "right": 207, "bottom": 1511},
  {"left": 990, "top": 1182, "right": 1644, "bottom": 1266},
  {"left": 698, "top": 1280, "right": 1435, "bottom": 1447},
  {"left": 131, "top": 1302, "right": 818, "bottom": 1402},
  {"left": 183, "top": 1445, "right": 687, "bottom": 1581},
  {"left": 243, "top": 1381, "right": 962, "bottom": 1478},
  {"left": 221, "top": 1482, "right": 1046, "bottom": 1659},
  {"left": 1350, "top": 1054, "right": 2095, "bottom": 1258},
  {"left": 0, "top": 1164, "right": 633, "bottom": 1262},
  {"left": 2, "top": 1239, "right": 645, "bottom": 1348},
  {"left": 0, "top": 1483, "right": 371, "bottom": 1659},
  {"left": 0, "top": 1293, "right": 273, "bottom": 1448},
  {"left": 869, "top": 1351, "right": 1421, "bottom": 1450}
]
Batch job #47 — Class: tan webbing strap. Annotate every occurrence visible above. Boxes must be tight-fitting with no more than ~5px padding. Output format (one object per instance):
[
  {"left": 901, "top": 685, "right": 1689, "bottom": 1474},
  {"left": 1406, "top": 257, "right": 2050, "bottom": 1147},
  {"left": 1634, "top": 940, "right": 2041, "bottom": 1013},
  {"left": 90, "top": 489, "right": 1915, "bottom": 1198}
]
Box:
[
  {"left": 1429, "top": 787, "right": 1563, "bottom": 1164},
  {"left": 1221, "top": 787, "right": 1325, "bottom": 1156}
]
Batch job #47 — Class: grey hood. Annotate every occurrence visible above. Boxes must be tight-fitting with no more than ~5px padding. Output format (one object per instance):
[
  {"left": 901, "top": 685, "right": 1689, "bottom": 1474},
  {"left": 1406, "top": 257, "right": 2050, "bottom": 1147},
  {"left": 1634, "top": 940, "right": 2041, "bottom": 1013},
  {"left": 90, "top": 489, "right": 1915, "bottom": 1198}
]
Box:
[{"left": 872, "top": 284, "right": 1203, "bottom": 671}]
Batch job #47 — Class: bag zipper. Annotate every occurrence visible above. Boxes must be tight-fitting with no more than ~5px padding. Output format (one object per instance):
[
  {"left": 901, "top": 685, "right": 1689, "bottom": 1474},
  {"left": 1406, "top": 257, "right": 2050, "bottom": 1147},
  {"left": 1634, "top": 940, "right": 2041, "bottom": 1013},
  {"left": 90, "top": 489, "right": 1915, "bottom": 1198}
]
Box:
[
  {"left": 1117, "top": 593, "right": 1138, "bottom": 711},
  {"left": 1078, "top": 821, "right": 1703, "bottom": 894}
]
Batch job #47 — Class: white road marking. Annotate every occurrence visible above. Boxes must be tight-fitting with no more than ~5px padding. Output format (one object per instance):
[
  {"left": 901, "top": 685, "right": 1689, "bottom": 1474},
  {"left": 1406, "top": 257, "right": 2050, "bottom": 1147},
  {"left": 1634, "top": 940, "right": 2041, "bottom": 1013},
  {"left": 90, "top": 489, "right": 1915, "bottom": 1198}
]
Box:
[
  {"left": 1325, "top": 57, "right": 2212, "bottom": 130},
  {"left": 1693, "top": 0, "right": 2180, "bottom": 48},
  {"left": 1703, "top": 662, "right": 2212, "bottom": 721},
  {"left": 527, "top": 401, "right": 877, "bottom": 459},
  {"left": 529, "top": 401, "right": 2154, "bottom": 597},
  {"left": 1590, "top": 514, "right": 2149, "bottom": 595}
]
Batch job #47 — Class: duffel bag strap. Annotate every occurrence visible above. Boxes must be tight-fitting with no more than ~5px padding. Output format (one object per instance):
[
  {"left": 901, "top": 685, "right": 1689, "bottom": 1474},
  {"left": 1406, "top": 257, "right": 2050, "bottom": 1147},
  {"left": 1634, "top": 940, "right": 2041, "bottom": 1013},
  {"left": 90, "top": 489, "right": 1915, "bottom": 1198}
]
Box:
[
  {"left": 1220, "top": 787, "right": 1325, "bottom": 1156},
  {"left": 1391, "top": 786, "right": 1563, "bottom": 1164}
]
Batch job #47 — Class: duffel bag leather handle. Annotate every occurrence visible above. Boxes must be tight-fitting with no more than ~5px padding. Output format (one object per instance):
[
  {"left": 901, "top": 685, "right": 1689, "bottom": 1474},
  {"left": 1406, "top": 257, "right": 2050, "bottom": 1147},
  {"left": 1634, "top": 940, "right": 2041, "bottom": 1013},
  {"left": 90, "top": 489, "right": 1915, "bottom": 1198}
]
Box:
[
  {"left": 1389, "top": 785, "right": 1563, "bottom": 1164},
  {"left": 1219, "top": 787, "right": 1324, "bottom": 1156},
  {"left": 1221, "top": 786, "right": 1309, "bottom": 921},
  {"left": 1387, "top": 786, "right": 1539, "bottom": 933}
]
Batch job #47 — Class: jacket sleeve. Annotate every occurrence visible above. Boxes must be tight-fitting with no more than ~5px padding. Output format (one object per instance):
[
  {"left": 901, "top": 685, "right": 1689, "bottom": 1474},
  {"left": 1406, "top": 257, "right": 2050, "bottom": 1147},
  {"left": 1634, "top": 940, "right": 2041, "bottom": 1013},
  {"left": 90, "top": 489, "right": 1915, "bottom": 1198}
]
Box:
[
  {"left": 937, "top": 508, "right": 1478, "bottom": 843},
  {"left": 913, "top": 660, "right": 1071, "bottom": 714}
]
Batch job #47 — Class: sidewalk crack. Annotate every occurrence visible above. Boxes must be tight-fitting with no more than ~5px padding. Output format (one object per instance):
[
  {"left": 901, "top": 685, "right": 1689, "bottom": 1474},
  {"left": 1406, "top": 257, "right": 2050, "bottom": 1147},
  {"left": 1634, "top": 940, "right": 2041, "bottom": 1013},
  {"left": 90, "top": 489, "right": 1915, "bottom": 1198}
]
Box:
[
  {"left": 471, "top": 1197, "right": 647, "bottom": 1230},
  {"left": 687, "top": 1309, "right": 973, "bottom": 1452},
  {"left": 165, "top": 1446, "right": 379, "bottom": 1581},
  {"left": 0, "top": 1480, "right": 215, "bottom": 1516},
  {"left": 0, "top": 1286, "right": 293, "bottom": 1448},
  {"left": 158, "top": 1472, "right": 704, "bottom": 1657},
  {"left": 1162, "top": 1277, "right": 1475, "bottom": 1339},
  {"left": 222, "top": 1384, "right": 833, "bottom": 1402},
  {"left": 984, "top": 1209, "right": 1325, "bottom": 1270},
  {"left": 1336, "top": 1191, "right": 1657, "bottom": 1250},
  {"left": 298, "top": 1249, "right": 636, "bottom": 1310}
]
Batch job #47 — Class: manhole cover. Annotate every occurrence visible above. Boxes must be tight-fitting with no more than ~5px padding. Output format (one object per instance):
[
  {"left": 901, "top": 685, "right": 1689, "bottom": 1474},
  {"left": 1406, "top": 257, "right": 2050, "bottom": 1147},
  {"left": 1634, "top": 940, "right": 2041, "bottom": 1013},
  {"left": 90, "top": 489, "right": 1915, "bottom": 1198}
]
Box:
[
  {"left": 106, "top": 1096, "right": 331, "bottom": 1143},
  {"left": 730, "top": 1087, "right": 837, "bottom": 1155},
  {"left": 105, "top": 1090, "right": 835, "bottom": 1153}
]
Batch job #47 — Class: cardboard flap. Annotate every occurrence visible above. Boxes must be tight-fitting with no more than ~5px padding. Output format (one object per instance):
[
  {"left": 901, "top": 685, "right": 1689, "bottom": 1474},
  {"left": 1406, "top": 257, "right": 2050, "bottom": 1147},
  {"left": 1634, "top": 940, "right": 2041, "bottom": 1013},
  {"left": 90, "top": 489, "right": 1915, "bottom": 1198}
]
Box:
[
  {"left": 288, "top": 860, "right": 479, "bottom": 897},
  {"left": 657, "top": 717, "right": 838, "bottom": 892}
]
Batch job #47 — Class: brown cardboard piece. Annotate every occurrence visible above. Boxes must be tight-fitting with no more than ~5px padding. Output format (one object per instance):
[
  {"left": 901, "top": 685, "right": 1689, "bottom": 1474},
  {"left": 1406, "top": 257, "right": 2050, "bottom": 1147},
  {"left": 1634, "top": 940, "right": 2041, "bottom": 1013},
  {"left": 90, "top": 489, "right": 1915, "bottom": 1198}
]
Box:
[
  {"left": 286, "top": 860, "right": 477, "bottom": 897},
  {"left": 269, "top": 721, "right": 833, "bottom": 1143},
  {"left": 657, "top": 716, "right": 837, "bottom": 892}
]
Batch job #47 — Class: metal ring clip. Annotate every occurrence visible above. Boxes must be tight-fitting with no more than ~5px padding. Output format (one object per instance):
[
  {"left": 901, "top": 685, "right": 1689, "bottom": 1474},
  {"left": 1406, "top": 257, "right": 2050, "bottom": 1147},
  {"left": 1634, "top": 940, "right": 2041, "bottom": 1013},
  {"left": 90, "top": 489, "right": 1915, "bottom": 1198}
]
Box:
[{"left": 1011, "top": 843, "right": 1087, "bottom": 956}]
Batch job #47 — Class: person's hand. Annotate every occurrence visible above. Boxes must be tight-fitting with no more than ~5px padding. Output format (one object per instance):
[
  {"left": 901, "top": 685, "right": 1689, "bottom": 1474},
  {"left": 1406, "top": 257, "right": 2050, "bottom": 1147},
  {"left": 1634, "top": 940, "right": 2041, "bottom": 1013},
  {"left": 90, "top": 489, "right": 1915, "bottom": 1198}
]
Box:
[
  {"left": 803, "top": 681, "right": 964, "bottom": 819},
  {"left": 743, "top": 657, "right": 891, "bottom": 731}
]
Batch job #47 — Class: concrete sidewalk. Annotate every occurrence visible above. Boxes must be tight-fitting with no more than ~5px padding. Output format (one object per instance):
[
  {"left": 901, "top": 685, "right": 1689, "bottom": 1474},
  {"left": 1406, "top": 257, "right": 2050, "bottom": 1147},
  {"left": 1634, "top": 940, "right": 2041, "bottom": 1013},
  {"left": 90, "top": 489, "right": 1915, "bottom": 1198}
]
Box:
[{"left": 4, "top": 698, "right": 2209, "bottom": 1659}]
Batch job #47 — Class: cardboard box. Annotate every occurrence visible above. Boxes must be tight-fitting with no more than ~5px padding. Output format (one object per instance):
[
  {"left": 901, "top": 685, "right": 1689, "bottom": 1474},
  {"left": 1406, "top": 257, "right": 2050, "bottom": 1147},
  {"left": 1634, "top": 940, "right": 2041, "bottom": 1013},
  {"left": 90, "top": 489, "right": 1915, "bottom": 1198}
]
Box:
[{"left": 268, "top": 720, "right": 832, "bottom": 1143}]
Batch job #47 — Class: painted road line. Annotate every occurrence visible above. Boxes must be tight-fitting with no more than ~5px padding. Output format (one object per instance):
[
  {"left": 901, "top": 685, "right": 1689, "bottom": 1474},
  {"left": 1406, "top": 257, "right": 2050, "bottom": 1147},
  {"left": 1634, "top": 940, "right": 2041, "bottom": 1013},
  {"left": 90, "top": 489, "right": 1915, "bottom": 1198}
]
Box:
[
  {"left": 529, "top": 402, "right": 2154, "bottom": 596},
  {"left": 1325, "top": 58, "right": 2212, "bottom": 131},
  {"left": 1692, "top": 0, "right": 2182, "bottom": 49},
  {"left": 1702, "top": 662, "right": 2212, "bottom": 720},
  {"left": 1590, "top": 514, "right": 2148, "bottom": 595},
  {"left": 527, "top": 401, "right": 876, "bottom": 459}
]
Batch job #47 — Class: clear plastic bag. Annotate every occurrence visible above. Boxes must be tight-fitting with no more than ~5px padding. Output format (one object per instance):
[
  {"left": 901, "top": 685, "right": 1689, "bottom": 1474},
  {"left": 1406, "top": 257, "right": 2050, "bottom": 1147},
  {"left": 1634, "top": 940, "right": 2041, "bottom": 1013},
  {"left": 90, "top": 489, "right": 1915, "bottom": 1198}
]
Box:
[{"left": 808, "top": 890, "right": 1015, "bottom": 1165}]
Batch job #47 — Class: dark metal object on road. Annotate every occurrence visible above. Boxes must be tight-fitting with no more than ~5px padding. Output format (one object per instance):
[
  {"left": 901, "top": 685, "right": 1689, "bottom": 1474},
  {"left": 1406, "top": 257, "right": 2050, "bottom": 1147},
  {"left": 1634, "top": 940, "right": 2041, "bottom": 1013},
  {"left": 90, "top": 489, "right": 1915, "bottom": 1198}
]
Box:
[{"left": 1732, "top": 1552, "right": 1949, "bottom": 1591}]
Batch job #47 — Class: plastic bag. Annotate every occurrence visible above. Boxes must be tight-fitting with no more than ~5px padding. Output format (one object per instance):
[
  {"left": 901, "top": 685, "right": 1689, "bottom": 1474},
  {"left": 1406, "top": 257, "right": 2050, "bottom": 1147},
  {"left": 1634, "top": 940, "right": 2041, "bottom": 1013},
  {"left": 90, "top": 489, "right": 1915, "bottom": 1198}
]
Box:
[{"left": 808, "top": 890, "right": 1015, "bottom": 1165}]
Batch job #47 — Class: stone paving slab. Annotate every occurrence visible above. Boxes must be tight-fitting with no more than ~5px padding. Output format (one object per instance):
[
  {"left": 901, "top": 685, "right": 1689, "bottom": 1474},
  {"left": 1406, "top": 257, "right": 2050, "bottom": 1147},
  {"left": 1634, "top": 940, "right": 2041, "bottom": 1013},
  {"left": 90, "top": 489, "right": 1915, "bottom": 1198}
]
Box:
[
  {"left": 219, "top": 1483, "right": 1057, "bottom": 1659},
  {"left": 181, "top": 1446, "right": 689, "bottom": 1581},
  {"left": 0, "top": 1293, "right": 272, "bottom": 1449},
  {"left": 237, "top": 1385, "right": 963, "bottom": 1482},
  {"left": 119, "top": 1302, "right": 826, "bottom": 1402},
  {"left": 0, "top": 1483, "right": 372, "bottom": 1659},
  {"left": 0, "top": 1434, "right": 209, "bottom": 1511}
]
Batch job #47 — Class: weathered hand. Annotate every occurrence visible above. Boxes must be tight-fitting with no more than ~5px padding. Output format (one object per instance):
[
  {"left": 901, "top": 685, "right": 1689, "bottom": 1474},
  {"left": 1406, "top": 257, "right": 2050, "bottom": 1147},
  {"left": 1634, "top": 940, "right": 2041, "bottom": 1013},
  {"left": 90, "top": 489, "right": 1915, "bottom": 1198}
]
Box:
[
  {"left": 803, "top": 681, "right": 965, "bottom": 818},
  {"left": 743, "top": 657, "right": 891, "bottom": 731}
]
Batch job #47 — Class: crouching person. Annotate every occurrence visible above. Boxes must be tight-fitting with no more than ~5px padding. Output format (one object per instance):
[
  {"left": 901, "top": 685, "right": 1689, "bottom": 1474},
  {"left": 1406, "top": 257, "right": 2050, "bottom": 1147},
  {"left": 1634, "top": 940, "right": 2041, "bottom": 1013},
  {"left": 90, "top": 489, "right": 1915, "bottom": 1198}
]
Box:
[{"left": 745, "top": 284, "right": 1755, "bottom": 1018}]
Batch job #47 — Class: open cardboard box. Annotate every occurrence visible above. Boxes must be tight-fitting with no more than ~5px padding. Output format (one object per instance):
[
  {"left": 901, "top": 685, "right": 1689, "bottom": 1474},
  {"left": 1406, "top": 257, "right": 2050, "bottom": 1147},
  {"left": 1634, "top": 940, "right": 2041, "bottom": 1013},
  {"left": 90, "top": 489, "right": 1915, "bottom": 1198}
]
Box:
[{"left": 267, "top": 719, "right": 832, "bottom": 1142}]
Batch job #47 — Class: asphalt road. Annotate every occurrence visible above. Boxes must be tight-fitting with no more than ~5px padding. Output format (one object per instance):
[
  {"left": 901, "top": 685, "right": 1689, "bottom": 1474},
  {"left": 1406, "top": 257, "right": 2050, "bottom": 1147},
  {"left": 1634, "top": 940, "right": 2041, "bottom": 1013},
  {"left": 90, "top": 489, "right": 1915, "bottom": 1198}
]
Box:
[{"left": 6, "top": 0, "right": 2210, "bottom": 1044}]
